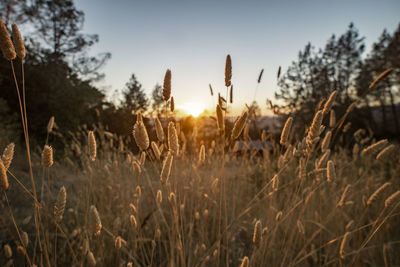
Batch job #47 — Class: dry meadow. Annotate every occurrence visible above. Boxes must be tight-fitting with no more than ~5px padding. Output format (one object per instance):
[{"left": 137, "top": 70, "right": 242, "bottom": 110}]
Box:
[{"left": 1, "top": 22, "right": 400, "bottom": 267}]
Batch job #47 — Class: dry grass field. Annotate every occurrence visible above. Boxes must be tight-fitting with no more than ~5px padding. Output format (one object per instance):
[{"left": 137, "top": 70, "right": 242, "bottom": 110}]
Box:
[{"left": 1, "top": 22, "right": 400, "bottom": 267}]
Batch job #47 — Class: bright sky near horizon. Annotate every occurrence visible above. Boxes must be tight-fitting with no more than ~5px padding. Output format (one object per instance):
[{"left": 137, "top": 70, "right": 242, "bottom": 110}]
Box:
[{"left": 75, "top": 0, "right": 400, "bottom": 116}]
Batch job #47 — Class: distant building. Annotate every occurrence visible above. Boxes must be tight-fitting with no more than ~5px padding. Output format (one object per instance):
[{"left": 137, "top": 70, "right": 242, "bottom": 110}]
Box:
[{"left": 233, "top": 140, "right": 273, "bottom": 153}]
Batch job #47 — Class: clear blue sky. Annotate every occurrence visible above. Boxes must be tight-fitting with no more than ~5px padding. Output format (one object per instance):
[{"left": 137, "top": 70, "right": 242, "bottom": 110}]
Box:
[{"left": 75, "top": 0, "right": 400, "bottom": 115}]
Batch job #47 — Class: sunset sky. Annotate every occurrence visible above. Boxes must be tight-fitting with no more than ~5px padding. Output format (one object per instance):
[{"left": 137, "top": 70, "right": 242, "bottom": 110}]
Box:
[{"left": 76, "top": 0, "right": 400, "bottom": 116}]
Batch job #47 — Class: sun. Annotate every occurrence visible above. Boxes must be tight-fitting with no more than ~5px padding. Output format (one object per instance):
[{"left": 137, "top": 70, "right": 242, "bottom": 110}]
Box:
[{"left": 180, "top": 102, "right": 205, "bottom": 117}]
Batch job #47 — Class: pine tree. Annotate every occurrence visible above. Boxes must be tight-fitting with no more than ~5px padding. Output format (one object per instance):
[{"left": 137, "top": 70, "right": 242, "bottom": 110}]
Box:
[{"left": 122, "top": 74, "right": 149, "bottom": 113}]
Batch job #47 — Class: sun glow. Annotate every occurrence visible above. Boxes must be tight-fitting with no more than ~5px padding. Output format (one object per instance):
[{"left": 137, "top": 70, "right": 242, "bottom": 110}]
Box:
[{"left": 180, "top": 102, "right": 205, "bottom": 117}]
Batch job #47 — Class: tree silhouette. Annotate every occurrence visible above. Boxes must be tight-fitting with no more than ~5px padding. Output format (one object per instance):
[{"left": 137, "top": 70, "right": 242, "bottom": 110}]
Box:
[
  {"left": 0, "top": 0, "right": 109, "bottom": 145},
  {"left": 356, "top": 25, "right": 400, "bottom": 135},
  {"left": 23, "top": 0, "right": 110, "bottom": 81},
  {"left": 122, "top": 74, "right": 149, "bottom": 113},
  {"left": 151, "top": 83, "right": 164, "bottom": 116},
  {"left": 272, "top": 23, "right": 365, "bottom": 128}
]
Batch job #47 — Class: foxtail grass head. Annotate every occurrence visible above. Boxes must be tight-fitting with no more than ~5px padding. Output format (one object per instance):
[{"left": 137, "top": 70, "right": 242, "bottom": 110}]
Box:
[
  {"left": 42, "top": 145, "right": 53, "bottom": 168},
  {"left": 11, "top": 24, "right": 25, "bottom": 59},
  {"left": 163, "top": 69, "right": 171, "bottom": 101},
  {"left": 0, "top": 19, "right": 16, "bottom": 60},
  {"left": 225, "top": 54, "right": 232, "bottom": 87}
]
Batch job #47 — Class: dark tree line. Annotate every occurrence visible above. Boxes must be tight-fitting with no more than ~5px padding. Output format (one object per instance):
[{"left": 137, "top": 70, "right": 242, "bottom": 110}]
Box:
[
  {"left": 0, "top": 0, "right": 165, "bottom": 150},
  {"left": 270, "top": 23, "right": 400, "bottom": 139},
  {"left": 1, "top": 0, "right": 399, "bottom": 151}
]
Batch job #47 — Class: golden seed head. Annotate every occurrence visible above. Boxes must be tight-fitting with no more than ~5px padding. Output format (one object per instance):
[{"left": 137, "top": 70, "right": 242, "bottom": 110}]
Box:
[
  {"left": 277, "top": 66, "right": 282, "bottom": 79},
  {"left": 257, "top": 69, "right": 264, "bottom": 83},
  {"left": 216, "top": 104, "right": 224, "bottom": 131},
  {"left": 47, "top": 116, "right": 55, "bottom": 133},
  {"left": 275, "top": 211, "right": 283, "bottom": 221},
  {"left": 198, "top": 144, "right": 205, "bottom": 164},
  {"left": 42, "top": 145, "right": 53, "bottom": 168},
  {"left": 133, "top": 119, "right": 149, "bottom": 151},
  {"left": 323, "top": 90, "right": 337, "bottom": 115},
  {"left": 87, "top": 251, "right": 96, "bottom": 266},
  {"left": 136, "top": 185, "right": 142, "bottom": 199},
  {"left": 369, "top": 68, "right": 393, "bottom": 89},
  {"left": 0, "top": 159, "right": 9, "bottom": 190},
  {"left": 129, "top": 203, "right": 137, "bottom": 214},
  {"left": 168, "top": 122, "right": 179, "bottom": 156},
  {"left": 54, "top": 186, "right": 67, "bottom": 222},
  {"left": 17, "top": 245, "right": 25, "bottom": 255},
  {"left": 132, "top": 161, "right": 141, "bottom": 174},
  {"left": 337, "top": 184, "right": 351, "bottom": 207},
  {"left": 297, "top": 220, "right": 305, "bottom": 235},
  {"left": 317, "top": 149, "right": 330, "bottom": 169},
  {"left": 168, "top": 192, "right": 176, "bottom": 207},
  {"left": 225, "top": 54, "right": 232, "bottom": 87},
  {"left": 327, "top": 160, "right": 335, "bottom": 182},
  {"left": 155, "top": 117, "right": 164, "bottom": 142},
  {"left": 160, "top": 151, "right": 173, "bottom": 184},
  {"left": 385, "top": 190, "right": 400, "bottom": 208},
  {"left": 156, "top": 189, "right": 162, "bottom": 203},
  {"left": 353, "top": 128, "right": 366, "bottom": 139},
  {"left": 346, "top": 102, "right": 356, "bottom": 113},
  {"left": 139, "top": 151, "right": 146, "bottom": 166},
  {"left": 21, "top": 231, "right": 29, "bottom": 247},
  {"left": 343, "top": 122, "right": 351, "bottom": 133},
  {"left": 340, "top": 232, "right": 350, "bottom": 259},
  {"left": 203, "top": 209, "right": 209, "bottom": 218},
  {"left": 115, "top": 236, "right": 122, "bottom": 250},
  {"left": 88, "top": 131, "right": 96, "bottom": 161},
  {"left": 90, "top": 205, "right": 102, "bottom": 235},
  {"left": 253, "top": 220, "right": 262, "bottom": 247},
  {"left": 240, "top": 256, "right": 249, "bottom": 267},
  {"left": 209, "top": 84, "right": 214, "bottom": 96},
  {"left": 280, "top": 117, "right": 293, "bottom": 146},
  {"left": 163, "top": 69, "right": 171, "bottom": 101},
  {"left": 211, "top": 178, "right": 219, "bottom": 194},
  {"left": 11, "top": 24, "right": 25, "bottom": 59},
  {"left": 0, "top": 19, "right": 16, "bottom": 60},
  {"left": 231, "top": 111, "right": 248, "bottom": 140},
  {"left": 2, "top": 142, "right": 15, "bottom": 170},
  {"left": 272, "top": 174, "right": 279, "bottom": 191},
  {"left": 170, "top": 96, "right": 175, "bottom": 112},
  {"left": 321, "top": 131, "right": 332, "bottom": 152},
  {"left": 4, "top": 244, "right": 12, "bottom": 258},
  {"left": 345, "top": 220, "right": 354, "bottom": 230},
  {"left": 317, "top": 98, "right": 327, "bottom": 111},
  {"left": 376, "top": 144, "right": 396, "bottom": 161},
  {"left": 361, "top": 139, "right": 388, "bottom": 158},
  {"left": 151, "top": 141, "right": 161, "bottom": 160},
  {"left": 262, "top": 227, "right": 268, "bottom": 236},
  {"left": 308, "top": 110, "right": 323, "bottom": 141}
]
